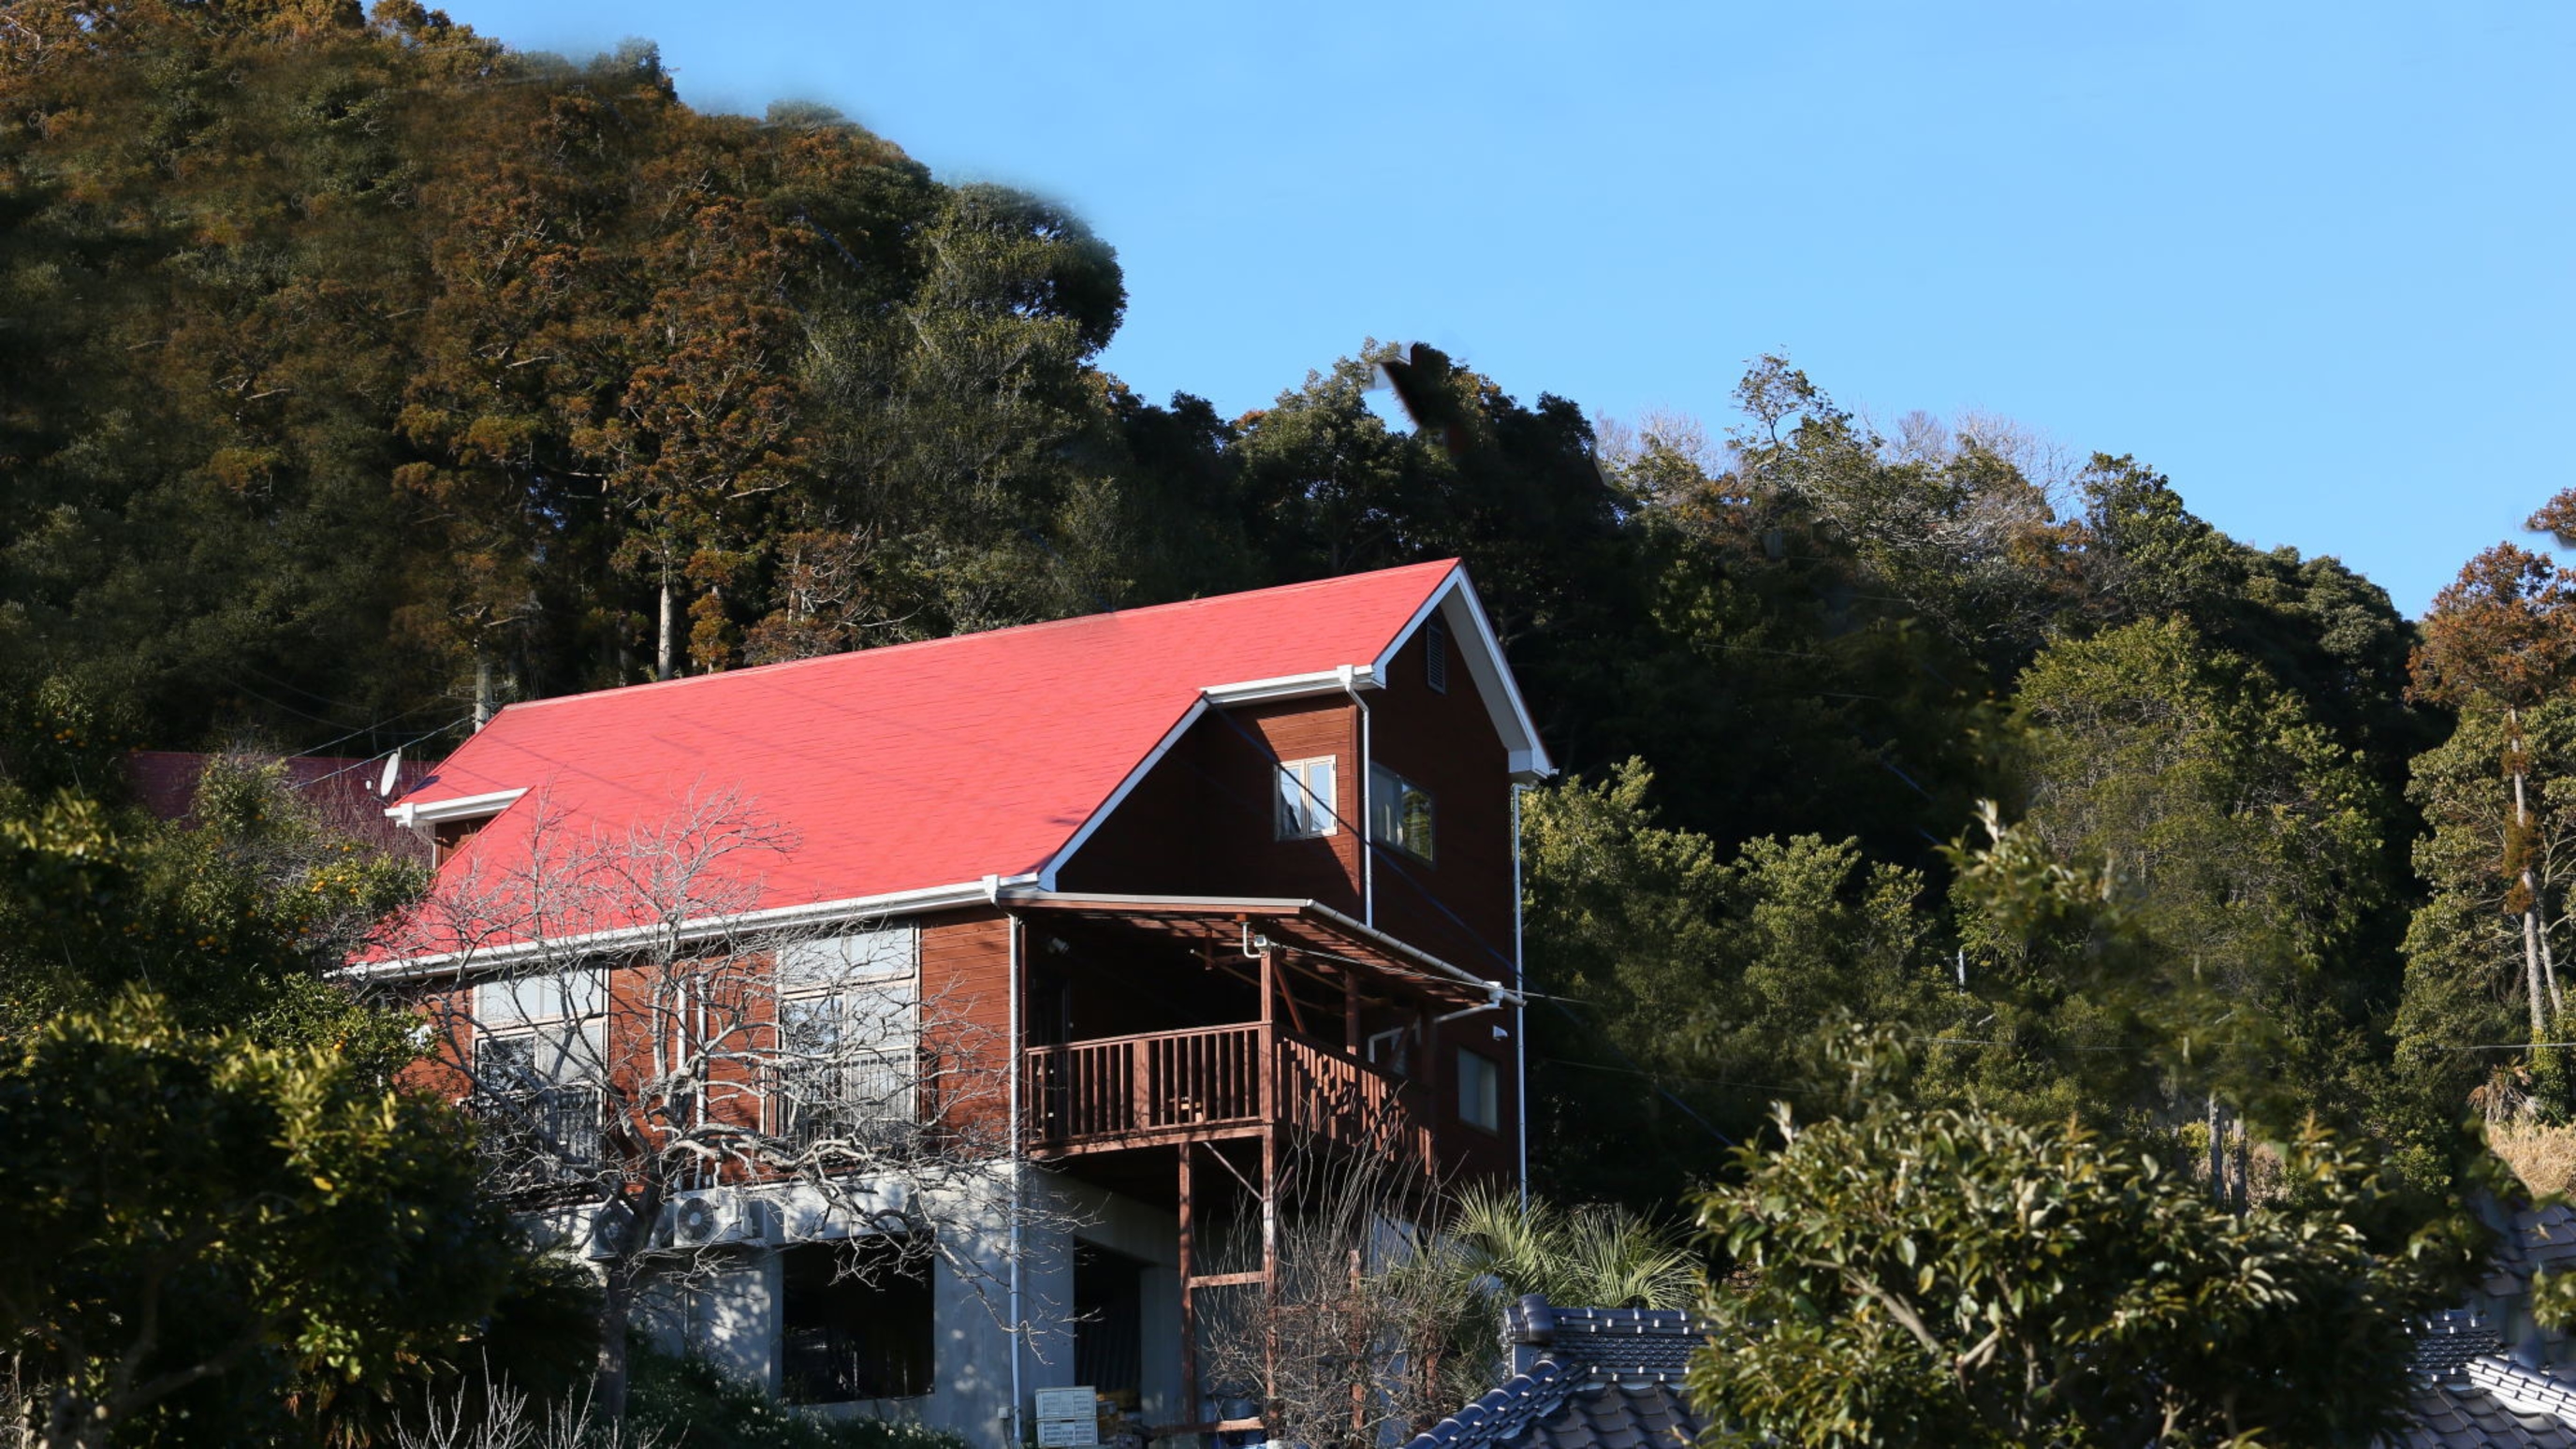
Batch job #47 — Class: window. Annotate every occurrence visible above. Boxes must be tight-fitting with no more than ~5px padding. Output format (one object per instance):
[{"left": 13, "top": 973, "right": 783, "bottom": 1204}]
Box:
[
  {"left": 1366, "top": 1024, "right": 1413, "bottom": 1076},
  {"left": 470, "top": 969, "right": 608, "bottom": 1186},
  {"left": 1426, "top": 617, "right": 1449, "bottom": 694},
  {"left": 778, "top": 1240, "right": 934, "bottom": 1402},
  {"left": 773, "top": 988, "right": 918, "bottom": 1151},
  {"left": 1457, "top": 1048, "right": 1500, "bottom": 1134},
  {"left": 1276, "top": 755, "right": 1338, "bottom": 839},
  {"left": 1368, "top": 764, "right": 1436, "bottom": 863}
]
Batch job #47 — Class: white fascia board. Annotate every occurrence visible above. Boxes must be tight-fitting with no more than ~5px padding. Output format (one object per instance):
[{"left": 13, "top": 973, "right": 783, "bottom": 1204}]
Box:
[
  {"left": 386, "top": 786, "right": 529, "bottom": 829},
  {"left": 1030, "top": 696, "right": 1210, "bottom": 892},
  {"left": 1202, "top": 667, "right": 1380, "bottom": 707},
  {"left": 1034, "top": 668, "right": 1386, "bottom": 888},
  {"left": 348, "top": 873, "right": 1039, "bottom": 982},
  {"left": 1374, "top": 567, "right": 1555, "bottom": 780}
]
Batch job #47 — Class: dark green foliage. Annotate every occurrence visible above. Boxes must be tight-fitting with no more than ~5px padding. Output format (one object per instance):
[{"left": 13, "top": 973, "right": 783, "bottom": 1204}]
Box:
[
  {"left": 0, "top": 684, "right": 424, "bottom": 1062},
  {"left": 0, "top": 989, "right": 523, "bottom": 1447},
  {"left": 1998, "top": 619, "right": 2395, "bottom": 1120},
  {"left": 625, "top": 1341, "right": 968, "bottom": 1449},
  {"left": 1692, "top": 1036, "right": 2478, "bottom": 1448},
  {"left": 1519, "top": 759, "right": 1950, "bottom": 1203},
  {"left": 2392, "top": 698, "right": 2576, "bottom": 1128}
]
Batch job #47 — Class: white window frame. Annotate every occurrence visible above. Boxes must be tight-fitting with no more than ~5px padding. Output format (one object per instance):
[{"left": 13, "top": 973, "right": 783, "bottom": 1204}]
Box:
[
  {"left": 771, "top": 927, "right": 923, "bottom": 1150},
  {"left": 1275, "top": 755, "right": 1339, "bottom": 840},
  {"left": 471, "top": 967, "right": 608, "bottom": 1180}
]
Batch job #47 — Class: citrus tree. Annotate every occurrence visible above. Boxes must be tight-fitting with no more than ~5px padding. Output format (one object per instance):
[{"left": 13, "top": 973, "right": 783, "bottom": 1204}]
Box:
[{"left": 0, "top": 991, "right": 520, "bottom": 1449}]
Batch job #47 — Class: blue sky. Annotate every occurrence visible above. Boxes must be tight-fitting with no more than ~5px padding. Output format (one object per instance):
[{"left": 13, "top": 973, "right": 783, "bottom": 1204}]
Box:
[{"left": 439, "top": 1, "right": 2573, "bottom": 616}]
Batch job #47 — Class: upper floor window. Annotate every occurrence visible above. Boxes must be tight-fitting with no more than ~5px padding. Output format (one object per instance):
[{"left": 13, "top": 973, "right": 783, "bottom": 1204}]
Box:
[
  {"left": 1426, "top": 618, "right": 1450, "bottom": 694},
  {"left": 773, "top": 989, "right": 919, "bottom": 1150},
  {"left": 1368, "top": 764, "right": 1435, "bottom": 863},
  {"left": 1276, "top": 756, "right": 1338, "bottom": 839}
]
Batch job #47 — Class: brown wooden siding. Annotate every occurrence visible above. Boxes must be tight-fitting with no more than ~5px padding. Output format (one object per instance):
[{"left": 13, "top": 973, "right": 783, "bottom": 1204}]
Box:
[
  {"left": 921, "top": 909, "right": 1013, "bottom": 1141},
  {"left": 1365, "top": 622, "right": 1516, "bottom": 983},
  {"left": 1056, "top": 698, "right": 1364, "bottom": 915}
]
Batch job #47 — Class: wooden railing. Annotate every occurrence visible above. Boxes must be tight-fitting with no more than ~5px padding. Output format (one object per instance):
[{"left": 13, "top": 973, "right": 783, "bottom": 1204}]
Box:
[
  {"left": 1278, "top": 1033, "right": 1437, "bottom": 1173},
  {"left": 1021, "top": 1023, "right": 1430, "bottom": 1166}
]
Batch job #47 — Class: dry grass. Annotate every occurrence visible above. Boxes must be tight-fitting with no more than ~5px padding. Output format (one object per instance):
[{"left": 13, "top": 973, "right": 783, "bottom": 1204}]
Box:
[{"left": 2491, "top": 1120, "right": 2576, "bottom": 1199}]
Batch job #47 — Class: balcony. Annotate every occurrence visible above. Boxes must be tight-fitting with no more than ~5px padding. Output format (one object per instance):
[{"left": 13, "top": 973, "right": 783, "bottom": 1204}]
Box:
[{"left": 1021, "top": 1022, "right": 1433, "bottom": 1170}]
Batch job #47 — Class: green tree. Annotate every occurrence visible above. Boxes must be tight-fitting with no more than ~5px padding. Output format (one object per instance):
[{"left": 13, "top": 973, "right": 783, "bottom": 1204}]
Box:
[
  {"left": 1996, "top": 618, "right": 2391, "bottom": 1130},
  {"left": 1519, "top": 760, "right": 1946, "bottom": 1203},
  {"left": 2408, "top": 544, "right": 2576, "bottom": 1058},
  {"left": 1690, "top": 1036, "right": 2473, "bottom": 1447},
  {"left": 0, "top": 990, "right": 520, "bottom": 1449},
  {"left": 2393, "top": 696, "right": 2576, "bottom": 1127},
  {"left": 0, "top": 690, "right": 423, "bottom": 1062}
]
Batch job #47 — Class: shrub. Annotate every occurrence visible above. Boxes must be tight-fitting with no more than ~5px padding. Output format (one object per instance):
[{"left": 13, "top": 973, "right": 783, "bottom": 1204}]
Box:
[{"left": 626, "top": 1343, "right": 968, "bottom": 1449}]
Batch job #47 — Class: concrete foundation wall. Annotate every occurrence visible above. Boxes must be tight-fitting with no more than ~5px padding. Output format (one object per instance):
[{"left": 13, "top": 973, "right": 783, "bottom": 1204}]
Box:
[{"left": 595, "top": 1168, "right": 1184, "bottom": 1448}]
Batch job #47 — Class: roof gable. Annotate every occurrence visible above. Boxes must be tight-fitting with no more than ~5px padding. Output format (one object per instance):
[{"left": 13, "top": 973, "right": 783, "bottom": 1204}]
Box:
[{"left": 388, "top": 561, "right": 1529, "bottom": 923}]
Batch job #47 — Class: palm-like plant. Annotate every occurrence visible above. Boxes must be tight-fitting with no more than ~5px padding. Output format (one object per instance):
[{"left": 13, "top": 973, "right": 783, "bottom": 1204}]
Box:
[{"left": 1442, "top": 1185, "right": 1700, "bottom": 1310}]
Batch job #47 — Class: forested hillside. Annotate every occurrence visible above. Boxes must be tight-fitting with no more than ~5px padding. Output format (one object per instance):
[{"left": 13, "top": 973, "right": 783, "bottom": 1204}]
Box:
[{"left": 3, "top": 0, "right": 2566, "bottom": 1220}]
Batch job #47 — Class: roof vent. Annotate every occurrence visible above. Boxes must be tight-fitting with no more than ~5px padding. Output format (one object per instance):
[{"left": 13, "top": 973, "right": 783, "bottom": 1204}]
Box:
[{"left": 1426, "top": 617, "right": 1450, "bottom": 694}]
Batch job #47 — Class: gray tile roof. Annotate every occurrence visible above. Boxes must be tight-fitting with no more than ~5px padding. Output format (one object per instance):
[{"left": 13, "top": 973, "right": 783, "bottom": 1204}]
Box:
[
  {"left": 2484, "top": 1205, "right": 2576, "bottom": 1304},
  {"left": 1412, "top": 1208, "right": 2576, "bottom": 1449},
  {"left": 2383, "top": 1305, "right": 2576, "bottom": 1448},
  {"left": 2391, "top": 1374, "right": 2576, "bottom": 1448},
  {"left": 1403, "top": 1298, "right": 1706, "bottom": 1449}
]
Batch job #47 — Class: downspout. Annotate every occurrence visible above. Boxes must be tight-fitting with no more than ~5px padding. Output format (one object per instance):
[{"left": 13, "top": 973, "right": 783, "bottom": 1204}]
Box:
[
  {"left": 1339, "top": 665, "right": 1374, "bottom": 928},
  {"left": 1512, "top": 782, "right": 1529, "bottom": 1209},
  {"left": 989, "top": 876, "right": 1024, "bottom": 1443}
]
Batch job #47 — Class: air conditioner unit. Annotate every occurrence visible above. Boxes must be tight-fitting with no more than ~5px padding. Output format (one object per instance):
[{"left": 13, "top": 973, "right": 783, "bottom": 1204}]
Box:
[
  {"left": 585, "top": 1201, "right": 639, "bottom": 1261},
  {"left": 772, "top": 1178, "right": 913, "bottom": 1243},
  {"left": 661, "top": 1192, "right": 771, "bottom": 1250}
]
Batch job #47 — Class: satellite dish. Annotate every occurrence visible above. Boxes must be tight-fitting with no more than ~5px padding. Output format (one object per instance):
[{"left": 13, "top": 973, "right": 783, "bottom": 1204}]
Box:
[{"left": 376, "top": 750, "right": 402, "bottom": 799}]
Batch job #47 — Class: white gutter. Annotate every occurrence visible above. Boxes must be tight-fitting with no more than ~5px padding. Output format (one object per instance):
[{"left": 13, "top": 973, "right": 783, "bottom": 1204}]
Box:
[
  {"left": 1001, "top": 890, "right": 1025, "bottom": 1442},
  {"left": 1512, "top": 782, "right": 1530, "bottom": 1208},
  {"left": 1339, "top": 664, "right": 1375, "bottom": 929},
  {"left": 348, "top": 873, "right": 1044, "bottom": 980},
  {"left": 1203, "top": 666, "right": 1379, "bottom": 707},
  {"left": 385, "top": 786, "right": 528, "bottom": 830}
]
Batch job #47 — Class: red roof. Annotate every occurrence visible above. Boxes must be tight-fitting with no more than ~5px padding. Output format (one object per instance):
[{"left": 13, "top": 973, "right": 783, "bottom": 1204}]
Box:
[{"left": 390, "top": 560, "right": 1462, "bottom": 922}]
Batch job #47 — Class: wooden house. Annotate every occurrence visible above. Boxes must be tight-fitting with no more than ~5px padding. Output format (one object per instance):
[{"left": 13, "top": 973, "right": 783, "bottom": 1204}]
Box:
[{"left": 368, "top": 559, "right": 1552, "bottom": 1443}]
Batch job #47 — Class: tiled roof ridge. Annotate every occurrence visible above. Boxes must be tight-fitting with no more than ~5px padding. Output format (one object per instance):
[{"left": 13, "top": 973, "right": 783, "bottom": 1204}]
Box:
[
  {"left": 483, "top": 559, "right": 1460, "bottom": 719},
  {"left": 1546, "top": 1306, "right": 1713, "bottom": 1334},
  {"left": 1405, "top": 1359, "right": 1575, "bottom": 1449},
  {"left": 2466, "top": 1357, "right": 2576, "bottom": 1423},
  {"left": 2409, "top": 1309, "right": 2507, "bottom": 1380}
]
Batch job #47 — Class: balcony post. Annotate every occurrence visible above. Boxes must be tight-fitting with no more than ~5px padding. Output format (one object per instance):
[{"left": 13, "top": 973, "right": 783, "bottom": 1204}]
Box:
[{"left": 1178, "top": 1143, "right": 1198, "bottom": 1425}]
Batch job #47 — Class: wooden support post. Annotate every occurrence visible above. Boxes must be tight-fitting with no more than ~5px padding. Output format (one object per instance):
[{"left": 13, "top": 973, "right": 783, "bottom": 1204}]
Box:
[
  {"left": 1344, "top": 972, "right": 1361, "bottom": 1054},
  {"left": 1258, "top": 951, "right": 1279, "bottom": 1132},
  {"left": 1261, "top": 1126, "right": 1280, "bottom": 1420},
  {"left": 1177, "top": 1143, "right": 1198, "bottom": 1427},
  {"left": 1419, "top": 1003, "right": 1441, "bottom": 1168}
]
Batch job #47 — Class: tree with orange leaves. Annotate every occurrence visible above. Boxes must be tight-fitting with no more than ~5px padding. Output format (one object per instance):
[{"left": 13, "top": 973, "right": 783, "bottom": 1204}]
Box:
[{"left": 2408, "top": 536, "right": 2576, "bottom": 1054}]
